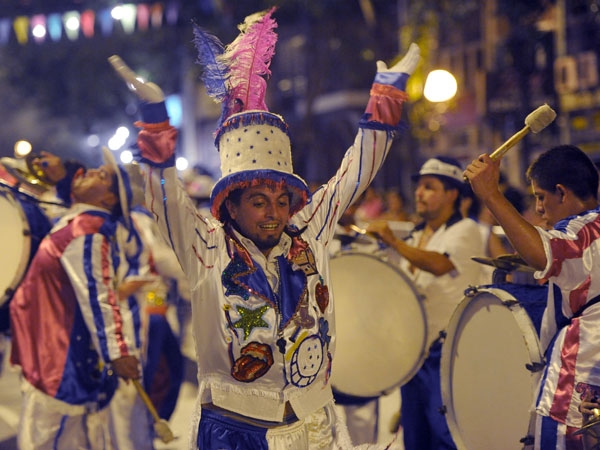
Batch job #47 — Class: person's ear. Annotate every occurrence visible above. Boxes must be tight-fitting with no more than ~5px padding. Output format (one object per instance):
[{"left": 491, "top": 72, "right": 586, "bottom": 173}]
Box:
[
  {"left": 225, "top": 198, "right": 237, "bottom": 220},
  {"left": 556, "top": 184, "right": 566, "bottom": 202}
]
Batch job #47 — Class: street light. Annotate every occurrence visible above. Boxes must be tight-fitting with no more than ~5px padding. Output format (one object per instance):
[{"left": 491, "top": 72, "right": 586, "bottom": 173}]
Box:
[
  {"left": 14, "top": 140, "right": 32, "bottom": 158},
  {"left": 423, "top": 69, "right": 457, "bottom": 103}
]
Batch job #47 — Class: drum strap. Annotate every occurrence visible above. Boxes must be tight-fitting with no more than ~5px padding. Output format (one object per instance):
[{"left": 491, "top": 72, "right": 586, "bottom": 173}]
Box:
[
  {"left": 572, "top": 294, "right": 600, "bottom": 320},
  {"left": 553, "top": 293, "right": 600, "bottom": 346}
]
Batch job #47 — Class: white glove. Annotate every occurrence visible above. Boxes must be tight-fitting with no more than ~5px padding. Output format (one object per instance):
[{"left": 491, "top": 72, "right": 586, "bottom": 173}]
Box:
[
  {"left": 108, "top": 55, "right": 165, "bottom": 103},
  {"left": 376, "top": 43, "right": 420, "bottom": 75}
]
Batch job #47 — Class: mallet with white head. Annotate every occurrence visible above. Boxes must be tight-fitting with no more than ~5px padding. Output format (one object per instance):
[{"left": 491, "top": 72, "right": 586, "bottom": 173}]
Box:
[{"left": 489, "top": 104, "right": 557, "bottom": 161}]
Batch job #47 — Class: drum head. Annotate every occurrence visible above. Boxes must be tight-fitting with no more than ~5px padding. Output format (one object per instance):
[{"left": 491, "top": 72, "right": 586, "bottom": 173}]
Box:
[
  {"left": 441, "top": 287, "right": 544, "bottom": 450},
  {"left": 0, "top": 191, "right": 31, "bottom": 306},
  {"left": 330, "top": 251, "right": 426, "bottom": 398}
]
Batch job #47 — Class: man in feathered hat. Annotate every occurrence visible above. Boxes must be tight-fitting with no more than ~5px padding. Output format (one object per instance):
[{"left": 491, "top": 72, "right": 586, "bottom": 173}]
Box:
[
  {"left": 9, "top": 148, "right": 144, "bottom": 449},
  {"left": 111, "top": 8, "right": 419, "bottom": 449}
]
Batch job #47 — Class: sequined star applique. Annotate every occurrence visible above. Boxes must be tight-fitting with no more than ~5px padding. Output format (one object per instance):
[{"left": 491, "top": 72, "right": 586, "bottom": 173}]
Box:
[{"left": 233, "top": 304, "right": 271, "bottom": 340}]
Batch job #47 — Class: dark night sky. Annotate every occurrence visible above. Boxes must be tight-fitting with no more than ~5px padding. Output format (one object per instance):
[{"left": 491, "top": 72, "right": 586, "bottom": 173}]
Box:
[{"left": 0, "top": 1, "right": 393, "bottom": 168}]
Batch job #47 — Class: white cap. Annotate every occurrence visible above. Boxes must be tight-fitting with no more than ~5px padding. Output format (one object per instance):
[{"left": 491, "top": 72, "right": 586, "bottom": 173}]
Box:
[{"left": 413, "top": 157, "right": 464, "bottom": 185}]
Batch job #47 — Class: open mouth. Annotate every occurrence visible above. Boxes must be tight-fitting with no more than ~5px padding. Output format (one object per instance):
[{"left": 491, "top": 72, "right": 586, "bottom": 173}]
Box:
[{"left": 260, "top": 223, "right": 279, "bottom": 231}]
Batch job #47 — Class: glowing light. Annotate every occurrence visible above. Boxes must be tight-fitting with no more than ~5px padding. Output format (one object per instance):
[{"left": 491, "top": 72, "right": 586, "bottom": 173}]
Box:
[
  {"left": 115, "top": 126, "right": 130, "bottom": 139},
  {"left": 176, "top": 157, "right": 189, "bottom": 171},
  {"left": 31, "top": 15, "right": 47, "bottom": 43},
  {"left": 63, "top": 11, "right": 81, "bottom": 41},
  {"left": 108, "top": 135, "right": 126, "bottom": 151},
  {"left": 120, "top": 150, "right": 134, "bottom": 164},
  {"left": 14, "top": 140, "right": 32, "bottom": 158},
  {"left": 87, "top": 134, "right": 100, "bottom": 147},
  {"left": 424, "top": 70, "right": 457, "bottom": 103},
  {"left": 111, "top": 6, "right": 125, "bottom": 20},
  {"left": 32, "top": 24, "right": 46, "bottom": 39}
]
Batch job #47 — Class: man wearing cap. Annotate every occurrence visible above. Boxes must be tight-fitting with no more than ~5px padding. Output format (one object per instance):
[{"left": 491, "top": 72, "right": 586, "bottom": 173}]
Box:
[
  {"left": 367, "top": 156, "right": 485, "bottom": 450},
  {"left": 9, "top": 149, "right": 142, "bottom": 449},
  {"left": 111, "top": 10, "right": 419, "bottom": 449}
]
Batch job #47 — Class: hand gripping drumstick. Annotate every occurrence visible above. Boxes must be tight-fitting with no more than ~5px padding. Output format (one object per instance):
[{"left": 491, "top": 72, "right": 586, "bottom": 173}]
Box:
[
  {"left": 489, "top": 104, "right": 557, "bottom": 161},
  {"left": 132, "top": 379, "right": 176, "bottom": 443}
]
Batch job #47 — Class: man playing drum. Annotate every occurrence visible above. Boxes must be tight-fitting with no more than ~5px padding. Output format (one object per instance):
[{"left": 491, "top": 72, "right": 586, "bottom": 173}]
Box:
[
  {"left": 464, "top": 145, "right": 600, "bottom": 449},
  {"left": 367, "top": 156, "right": 485, "bottom": 450}
]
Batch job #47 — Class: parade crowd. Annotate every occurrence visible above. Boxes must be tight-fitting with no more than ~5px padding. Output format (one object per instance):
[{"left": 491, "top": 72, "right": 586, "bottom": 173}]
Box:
[{"left": 2, "top": 8, "right": 600, "bottom": 450}]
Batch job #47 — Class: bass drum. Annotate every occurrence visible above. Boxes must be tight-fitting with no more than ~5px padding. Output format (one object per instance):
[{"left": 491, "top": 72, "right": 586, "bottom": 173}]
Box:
[
  {"left": 441, "top": 283, "right": 548, "bottom": 450},
  {"left": 0, "top": 187, "right": 51, "bottom": 308},
  {"left": 330, "top": 251, "right": 427, "bottom": 399}
]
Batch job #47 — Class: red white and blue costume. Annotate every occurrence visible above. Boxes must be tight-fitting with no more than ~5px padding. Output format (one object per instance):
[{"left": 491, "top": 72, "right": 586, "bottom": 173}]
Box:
[
  {"left": 533, "top": 206, "right": 600, "bottom": 447},
  {"left": 9, "top": 203, "right": 134, "bottom": 449}
]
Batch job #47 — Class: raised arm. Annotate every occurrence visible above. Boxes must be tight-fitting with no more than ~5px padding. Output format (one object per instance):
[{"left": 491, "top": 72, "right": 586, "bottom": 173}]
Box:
[
  {"left": 109, "top": 55, "right": 218, "bottom": 283},
  {"left": 305, "top": 44, "right": 421, "bottom": 243},
  {"left": 464, "top": 153, "right": 546, "bottom": 270}
]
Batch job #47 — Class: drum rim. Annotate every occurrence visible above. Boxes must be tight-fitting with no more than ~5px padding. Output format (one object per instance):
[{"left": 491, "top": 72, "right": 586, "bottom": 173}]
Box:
[
  {"left": 330, "top": 250, "right": 428, "bottom": 398},
  {"left": 0, "top": 189, "right": 32, "bottom": 307},
  {"left": 440, "top": 286, "right": 545, "bottom": 450}
]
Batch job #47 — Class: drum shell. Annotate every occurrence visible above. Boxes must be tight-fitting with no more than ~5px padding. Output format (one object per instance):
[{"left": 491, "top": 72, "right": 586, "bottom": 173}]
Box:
[
  {"left": 0, "top": 188, "right": 51, "bottom": 309},
  {"left": 441, "top": 284, "right": 547, "bottom": 450},
  {"left": 330, "top": 250, "right": 427, "bottom": 399}
]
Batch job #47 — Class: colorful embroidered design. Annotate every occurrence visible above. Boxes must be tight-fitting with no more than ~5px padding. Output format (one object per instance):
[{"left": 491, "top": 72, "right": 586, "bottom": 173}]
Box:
[
  {"left": 288, "top": 234, "right": 318, "bottom": 276},
  {"left": 290, "top": 295, "right": 316, "bottom": 342},
  {"left": 233, "top": 304, "right": 270, "bottom": 340},
  {"left": 289, "top": 334, "right": 323, "bottom": 387},
  {"left": 315, "top": 281, "right": 329, "bottom": 313},
  {"left": 231, "top": 342, "right": 274, "bottom": 382}
]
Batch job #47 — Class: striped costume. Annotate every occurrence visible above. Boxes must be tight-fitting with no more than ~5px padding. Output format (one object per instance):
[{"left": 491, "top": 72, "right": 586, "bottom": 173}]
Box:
[
  {"left": 10, "top": 203, "right": 135, "bottom": 449},
  {"left": 534, "top": 206, "right": 600, "bottom": 448}
]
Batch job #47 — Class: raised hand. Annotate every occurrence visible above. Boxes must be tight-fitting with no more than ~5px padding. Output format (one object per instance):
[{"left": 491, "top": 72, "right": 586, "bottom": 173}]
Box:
[
  {"left": 108, "top": 55, "right": 164, "bottom": 103},
  {"left": 376, "top": 42, "right": 420, "bottom": 75}
]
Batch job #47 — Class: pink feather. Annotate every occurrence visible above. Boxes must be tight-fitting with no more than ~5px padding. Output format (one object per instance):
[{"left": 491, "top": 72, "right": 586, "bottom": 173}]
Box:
[{"left": 219, "top": 8, "right": 278, "bottom": 115}]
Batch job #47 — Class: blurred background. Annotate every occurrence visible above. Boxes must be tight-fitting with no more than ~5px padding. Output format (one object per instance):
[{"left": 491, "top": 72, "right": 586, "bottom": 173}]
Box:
[{"left": 0, "top": 0, "right": 594, "bottom": 207}]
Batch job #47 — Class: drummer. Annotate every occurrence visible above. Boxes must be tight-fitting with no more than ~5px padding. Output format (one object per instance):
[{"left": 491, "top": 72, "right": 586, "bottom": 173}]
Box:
[
  {"left": 367, "top": 156, "right": 485, "bottom": 450},
  {"left": 464, "top": 145, "right": 600, "bottom": 449}
]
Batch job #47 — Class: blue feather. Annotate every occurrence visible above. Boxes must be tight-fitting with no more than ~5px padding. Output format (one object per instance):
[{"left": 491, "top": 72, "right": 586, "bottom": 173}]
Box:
[{"left": 192, "top": 24, "right": 228, "bottom": 103}]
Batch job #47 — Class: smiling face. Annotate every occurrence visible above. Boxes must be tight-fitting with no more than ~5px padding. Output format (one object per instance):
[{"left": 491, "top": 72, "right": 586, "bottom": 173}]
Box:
[
  {"left": 70, "top": 164, "right": 119, "bottom": 211},
  {"left": 225, "top": 185, "right": 291, "bottom": 256}
]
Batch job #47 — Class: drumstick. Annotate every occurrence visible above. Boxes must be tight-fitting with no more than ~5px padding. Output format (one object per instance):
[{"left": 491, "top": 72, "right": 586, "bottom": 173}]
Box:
[
  {"left": 349, "top": 224, "right": 379, "bottom": 238},
  {"left": 132, "top": 379, "right": 176, "bottom": 443},
  {"left": 489, "top": 104, "right": 556, "bottom": 161}
]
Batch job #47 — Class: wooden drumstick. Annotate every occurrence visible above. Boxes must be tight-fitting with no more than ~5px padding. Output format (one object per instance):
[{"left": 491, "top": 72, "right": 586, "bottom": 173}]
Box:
[
  {"left": 132, "top": 379, "right": 176, "bottom": 443},
  {"left": 489, "top": 104, "right": 556, "bottom": 161}
]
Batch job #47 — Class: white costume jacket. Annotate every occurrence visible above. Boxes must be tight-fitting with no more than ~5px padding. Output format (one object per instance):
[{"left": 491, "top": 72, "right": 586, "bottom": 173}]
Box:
[{"left": 135, "top": 74, "right": 410, "bottom": 427}]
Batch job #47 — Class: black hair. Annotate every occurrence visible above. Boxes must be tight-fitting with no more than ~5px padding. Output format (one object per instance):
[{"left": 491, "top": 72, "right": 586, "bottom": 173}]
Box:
[
  {"left": 109, "top": 172, "right": 123, "bottom": 219},
  {"left": 55, "top": 160, "right": 86, "bottom": 206},
  {"left": 526, "top": 145, "right": 599, "bottom": 200},
  {"left": 218, "top": 188, "right": 243, "bottom": 224}
]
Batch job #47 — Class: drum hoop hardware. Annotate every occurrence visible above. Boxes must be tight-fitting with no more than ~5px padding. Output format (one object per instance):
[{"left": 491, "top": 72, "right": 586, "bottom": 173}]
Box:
[
  {"left": 519, "top": 435, "right": 535, "bottom": 445},
  {"left": 525, "top": 361, "right": 546, "bottom": 373},
  {"left": 502, "top": 299, "right": 519, "bottom": 307},
  {"left": 463, "top": 285, "right": 479, "bottom": 297}
]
